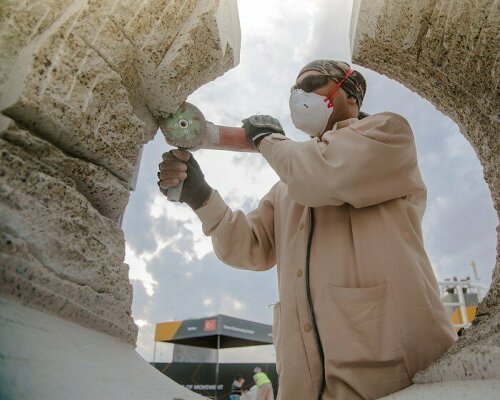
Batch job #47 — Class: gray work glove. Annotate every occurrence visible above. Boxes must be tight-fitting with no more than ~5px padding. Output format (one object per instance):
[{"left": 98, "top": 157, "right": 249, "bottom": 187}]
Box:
[
  {"left": 158, "top": 150, "right": 212, "bottom": 210},
  {"left": 241, "top": 115, "right": 285, "bottom": 149}
]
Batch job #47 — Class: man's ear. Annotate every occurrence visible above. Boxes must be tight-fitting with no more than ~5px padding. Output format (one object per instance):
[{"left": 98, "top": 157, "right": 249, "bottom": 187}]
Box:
[{"left": 347, "top": 95, "right": 357, "bottom": 106}]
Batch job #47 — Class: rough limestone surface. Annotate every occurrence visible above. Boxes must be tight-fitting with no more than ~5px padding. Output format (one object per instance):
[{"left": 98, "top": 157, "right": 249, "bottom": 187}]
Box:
[
  {"left": 351, "top": 0, "right": 499, "bottom": 383},
  {"left": 0, "top": 0, "right": 240, "bottom": 348}
]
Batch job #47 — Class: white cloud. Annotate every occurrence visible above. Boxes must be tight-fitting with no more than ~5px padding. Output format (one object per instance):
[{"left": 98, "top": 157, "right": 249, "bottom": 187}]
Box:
[
  {"left": 232, "top": 300, "right": 243, "bottom": 311},
  {"left": 134, "top": 319, "right": 150, "bottom": 328},
  {"left": 443, "top": 128, "right": 469, "bottom": 159},
  {"left": 220, "top": 295, "right": 246, "bottom": 314},
  {"left": 149, "top": 193, "right": 213, "bottom": 261},
  {"left": 203, "top": 298, "right": 213, "bottom": 306},
  {"left": 125, "top": 244, "right": 158, "bottom": 296}
]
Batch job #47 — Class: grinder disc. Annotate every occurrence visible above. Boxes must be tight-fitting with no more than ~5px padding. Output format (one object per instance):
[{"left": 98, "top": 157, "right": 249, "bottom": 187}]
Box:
[{"left": 159, "top": 102, "right": 206, "bottom": 149}]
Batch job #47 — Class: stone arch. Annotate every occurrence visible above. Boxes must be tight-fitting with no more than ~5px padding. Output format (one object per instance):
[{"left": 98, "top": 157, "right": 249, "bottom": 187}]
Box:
[
  {"left": 0, "top": 0, "right": 240, "bottom": 398},
  {"left": 350, "top": 0, "right": 499, "bottom": 382}
]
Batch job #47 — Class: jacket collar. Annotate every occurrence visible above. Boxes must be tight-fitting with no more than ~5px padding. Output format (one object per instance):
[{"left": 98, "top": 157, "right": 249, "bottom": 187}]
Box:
[{"left": 332, "top": 117, "right": 359, "bottom": 131}]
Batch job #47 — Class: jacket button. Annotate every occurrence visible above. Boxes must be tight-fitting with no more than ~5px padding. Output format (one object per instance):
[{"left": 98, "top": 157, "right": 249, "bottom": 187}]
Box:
[
  {"left": 296, "top": 269, "right": 303, "bottom": 278},
  {"left": 299, "top": 222, "right": 304, "bottom": 230},
  {"left": 304, "top": 324, "right": 312, "bottom": 332}
]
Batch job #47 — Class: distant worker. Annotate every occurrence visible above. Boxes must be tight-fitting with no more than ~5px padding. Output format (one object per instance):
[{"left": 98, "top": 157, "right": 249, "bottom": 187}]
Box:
[
  {"left": 229, "top": 374, "right": 245, "bottom": 400},
  {"left": 157, "top": 60, "right": 457, "bottom": 399},
  {"left": 253, "top": 367, "right": 274, "bottom": 400}
]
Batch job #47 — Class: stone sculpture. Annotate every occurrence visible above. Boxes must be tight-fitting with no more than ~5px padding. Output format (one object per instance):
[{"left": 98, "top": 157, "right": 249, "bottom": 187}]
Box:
[
  {"left": 351, "top": 0, "right": 499, "bottom": 388},
  {"left": 0, "top": 1, "right": 240, "bottom": 398}
]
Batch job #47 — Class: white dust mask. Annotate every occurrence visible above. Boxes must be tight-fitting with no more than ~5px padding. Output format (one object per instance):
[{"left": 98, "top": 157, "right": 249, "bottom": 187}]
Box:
[{"left": 289, "top": 89, "right": 333, "bottom": 137}]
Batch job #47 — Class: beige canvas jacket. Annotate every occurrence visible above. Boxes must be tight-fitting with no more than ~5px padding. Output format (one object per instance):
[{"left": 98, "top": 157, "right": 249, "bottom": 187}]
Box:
[{"left": 195, "top": 112, "right": 457, "bottom": 400}]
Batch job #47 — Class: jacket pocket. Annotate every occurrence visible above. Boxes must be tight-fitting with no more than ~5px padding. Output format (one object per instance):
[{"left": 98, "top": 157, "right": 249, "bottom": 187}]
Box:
[
  {"left": 317, "top": 283, "right": 407, "bottom": 368},
  {"left": 272, "top": 302, "right": 282, "bottom": 375}
]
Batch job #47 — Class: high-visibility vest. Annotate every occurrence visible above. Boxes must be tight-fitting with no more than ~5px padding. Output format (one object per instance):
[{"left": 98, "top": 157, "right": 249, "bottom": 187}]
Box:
[{"left": 254, "top": 372, "right": 271, "bottom": 387}]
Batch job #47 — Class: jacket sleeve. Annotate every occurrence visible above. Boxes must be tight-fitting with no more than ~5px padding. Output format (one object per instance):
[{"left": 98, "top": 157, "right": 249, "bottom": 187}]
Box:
[
  {"left": 194, "top": 185, "right": 277, "bottom": 271},
  {"left": 258, "top": 112, "right": 426, "bottom": 208}
]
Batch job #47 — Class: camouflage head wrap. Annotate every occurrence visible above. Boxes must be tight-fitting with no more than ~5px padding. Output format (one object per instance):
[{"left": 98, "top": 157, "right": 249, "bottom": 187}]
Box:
[{"left": 297, "top": 60, "right": 367, "bottom": 107}]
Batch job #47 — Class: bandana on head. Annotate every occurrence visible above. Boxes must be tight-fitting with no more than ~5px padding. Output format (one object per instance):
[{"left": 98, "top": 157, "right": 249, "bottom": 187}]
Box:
[{"left": 297, "top": 60, "right": 367, "bottom": 107}]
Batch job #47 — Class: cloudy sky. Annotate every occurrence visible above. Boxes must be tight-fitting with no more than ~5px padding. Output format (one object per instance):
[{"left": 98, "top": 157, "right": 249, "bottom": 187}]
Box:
[{"left": 122, "top": 0, "right": 497, "bottom": 363}]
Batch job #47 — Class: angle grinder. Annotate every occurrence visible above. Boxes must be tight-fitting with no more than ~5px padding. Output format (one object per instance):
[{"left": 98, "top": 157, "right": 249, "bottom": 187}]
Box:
[{"left": 158, "top": 102, "right": 256, "bottom": 202}]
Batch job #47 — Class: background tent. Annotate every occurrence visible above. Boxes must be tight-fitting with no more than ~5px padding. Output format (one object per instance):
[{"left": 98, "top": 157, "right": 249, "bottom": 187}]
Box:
[{"left": 154, "top": 314, "right": 274, "bottom": 399}]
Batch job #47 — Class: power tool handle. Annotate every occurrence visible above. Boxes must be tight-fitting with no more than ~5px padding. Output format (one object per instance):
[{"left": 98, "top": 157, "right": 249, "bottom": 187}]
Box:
[{"left": 167, "top": 180, "right": 183, "bottom": 202}]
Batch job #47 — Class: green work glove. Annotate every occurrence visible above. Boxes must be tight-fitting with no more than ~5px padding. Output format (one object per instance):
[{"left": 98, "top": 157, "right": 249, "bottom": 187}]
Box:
[{"left": 242, "top": 115, "right": 285, "bottom": 149}]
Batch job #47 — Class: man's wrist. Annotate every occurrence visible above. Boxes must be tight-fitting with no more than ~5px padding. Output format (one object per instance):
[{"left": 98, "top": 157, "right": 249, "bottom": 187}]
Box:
[
  {"left": 197, "top": 188, "right": 213, "bottom": 209},
  {"left": 253, "top": 132, "right": 272, "bottom": 149},
  {"left": 242, "top": 115, "right": 284, "bottom": 149},
  {"left": 190, "top": 185, "right": 213, "bottom": 210}
]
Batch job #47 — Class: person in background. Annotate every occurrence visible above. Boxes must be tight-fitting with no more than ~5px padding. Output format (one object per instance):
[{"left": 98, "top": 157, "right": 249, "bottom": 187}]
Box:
[
  {"left": 229, "top": 374, "right": 245, "bottom": 400},
  {"left": 253, "top": 367, "right": 274, "bottom": 400}
]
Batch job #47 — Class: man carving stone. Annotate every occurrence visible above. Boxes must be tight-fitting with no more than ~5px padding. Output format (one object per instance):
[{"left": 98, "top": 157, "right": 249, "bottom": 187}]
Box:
[{"left": 157, "top": 60, "right": 457, "bottom": 399}]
